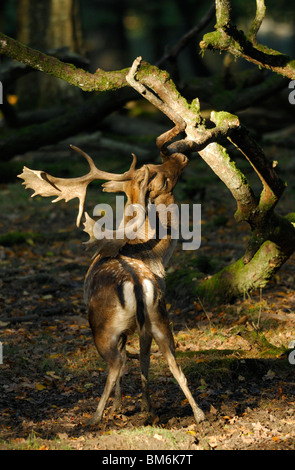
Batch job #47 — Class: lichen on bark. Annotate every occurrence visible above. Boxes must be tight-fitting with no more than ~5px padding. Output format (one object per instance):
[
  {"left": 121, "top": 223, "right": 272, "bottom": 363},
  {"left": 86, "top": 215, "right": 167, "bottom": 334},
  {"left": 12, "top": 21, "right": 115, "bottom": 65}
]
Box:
[
  {"left": 196, "top": 241, "right": 289, "bottom": 304},
  {"left": 200, "top": 0, "right": 295, "bottom": 80}
]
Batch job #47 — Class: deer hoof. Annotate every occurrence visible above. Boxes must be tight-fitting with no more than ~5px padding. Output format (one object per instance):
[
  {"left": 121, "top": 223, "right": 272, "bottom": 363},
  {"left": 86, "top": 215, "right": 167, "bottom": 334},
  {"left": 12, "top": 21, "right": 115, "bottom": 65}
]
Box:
[
  {"left": 86, "top": 414, "right": 102, "bottom": 426},
  {"left": 194, "top": 407, "right": 206, "bottom": 423}
]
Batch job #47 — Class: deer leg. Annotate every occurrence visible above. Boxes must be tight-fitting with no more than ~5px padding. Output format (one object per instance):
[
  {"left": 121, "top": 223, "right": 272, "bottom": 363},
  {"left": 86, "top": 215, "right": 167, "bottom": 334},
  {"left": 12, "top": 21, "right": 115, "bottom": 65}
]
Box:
[
  {"left": 139, "top": 330, "right": 153, "bottom": 412},
  {"left": 88, "top": 351, "right": 123, "bottom": 426},
  {"left": 151, "top": 322, "right": 205, "bottom": 424},
  {"left": 87, "top": 326, "right": 125, "bottom": 426},
  {"left": 113, "top": 335, "right": 127, "bottom": 412}
]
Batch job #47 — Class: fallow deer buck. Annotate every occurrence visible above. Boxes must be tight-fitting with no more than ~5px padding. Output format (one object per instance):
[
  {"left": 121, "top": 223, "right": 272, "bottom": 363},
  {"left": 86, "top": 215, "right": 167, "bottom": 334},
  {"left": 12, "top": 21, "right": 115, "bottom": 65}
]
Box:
[{"left": 18, "top": 143, "right": 205, "bottom": 425}]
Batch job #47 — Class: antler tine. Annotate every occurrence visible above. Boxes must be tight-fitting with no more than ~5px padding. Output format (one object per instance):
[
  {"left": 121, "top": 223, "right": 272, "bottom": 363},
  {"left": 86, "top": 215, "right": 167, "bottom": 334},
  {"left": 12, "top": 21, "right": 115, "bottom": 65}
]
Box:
[
  {"left": 70, "top": 145, "right": 137, "bottom": 181},
  {"left": 70, "top": 145, "right": 99, "bottom": 172}
]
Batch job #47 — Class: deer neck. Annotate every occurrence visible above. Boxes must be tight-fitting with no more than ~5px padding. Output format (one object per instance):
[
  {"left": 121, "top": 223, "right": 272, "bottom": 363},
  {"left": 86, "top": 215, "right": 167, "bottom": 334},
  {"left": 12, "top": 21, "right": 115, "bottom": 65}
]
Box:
[{"left": 121, "top": 193, "right": 178, "bottom": 279}]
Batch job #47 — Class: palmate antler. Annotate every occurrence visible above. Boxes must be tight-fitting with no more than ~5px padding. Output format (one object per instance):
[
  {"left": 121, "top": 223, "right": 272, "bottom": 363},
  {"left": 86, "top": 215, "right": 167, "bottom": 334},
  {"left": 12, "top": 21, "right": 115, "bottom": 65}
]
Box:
[
  {"left": 17, "top": 145, "right": 137, "bottom": 227},
  {"left": 18, "top": 145, "right": 151, "bottom": 258}
]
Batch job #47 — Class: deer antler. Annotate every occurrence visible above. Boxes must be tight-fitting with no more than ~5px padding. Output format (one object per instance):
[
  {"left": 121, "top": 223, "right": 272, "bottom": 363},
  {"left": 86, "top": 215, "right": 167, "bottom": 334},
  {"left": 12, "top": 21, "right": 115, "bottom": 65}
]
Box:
[
  {"left": 17, "top": 145, "right": 137, "bottom": 227},
  {"left": 83, "top": 165, "right": 149, "bottom": 257}
]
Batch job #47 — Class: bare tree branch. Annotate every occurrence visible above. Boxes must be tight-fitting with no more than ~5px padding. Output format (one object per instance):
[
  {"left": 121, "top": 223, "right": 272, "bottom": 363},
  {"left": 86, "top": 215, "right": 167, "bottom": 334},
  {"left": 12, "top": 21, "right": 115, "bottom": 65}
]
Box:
[
  {"left": 156, "top": 2, "right": 216, "bottom": 66},
  {"left": 0, "top": 32, "right": 128, "bottom": 92},
  {"left": 247, "top": 0, "right": 266, "bottom": 44},
  {"left": 228, "top": 126, "right": 286, "bottom": 215},
  {"left": 200, "top": 0, "right": 295, "bottom": 80}
]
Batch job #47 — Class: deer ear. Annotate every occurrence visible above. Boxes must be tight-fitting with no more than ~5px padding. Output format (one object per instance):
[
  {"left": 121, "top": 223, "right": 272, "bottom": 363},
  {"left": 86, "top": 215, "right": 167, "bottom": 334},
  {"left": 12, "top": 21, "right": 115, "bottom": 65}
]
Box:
[
  {"left": 102, "top": 181, "right": 126, "bottom": 193},
  {"left": 102, "top": 166, "right": 149, "bottom": 207}
]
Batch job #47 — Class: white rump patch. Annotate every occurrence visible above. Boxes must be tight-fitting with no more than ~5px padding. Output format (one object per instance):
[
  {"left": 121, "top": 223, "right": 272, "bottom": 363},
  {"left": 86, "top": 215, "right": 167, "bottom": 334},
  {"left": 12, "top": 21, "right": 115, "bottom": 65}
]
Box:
[
  {"left": 142, "top": 279, "right": 155, "bottom": 309},
  {"left": 123, "top": 281, "right": 136, "bottom": 313}
]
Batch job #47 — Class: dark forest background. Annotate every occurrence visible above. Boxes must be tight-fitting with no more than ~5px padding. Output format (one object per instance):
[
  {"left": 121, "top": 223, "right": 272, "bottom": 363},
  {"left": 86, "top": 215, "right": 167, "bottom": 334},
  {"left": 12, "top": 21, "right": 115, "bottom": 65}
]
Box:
[{"left": 1, "top": 0, "right": 295, "bottom": 104}]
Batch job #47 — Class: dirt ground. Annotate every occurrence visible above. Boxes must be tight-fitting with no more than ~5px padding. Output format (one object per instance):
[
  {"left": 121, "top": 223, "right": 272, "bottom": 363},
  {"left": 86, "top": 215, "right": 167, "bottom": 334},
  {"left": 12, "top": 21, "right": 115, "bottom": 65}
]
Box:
[{"left": 0, "top": 135, "right": 295, "bottom": 451}]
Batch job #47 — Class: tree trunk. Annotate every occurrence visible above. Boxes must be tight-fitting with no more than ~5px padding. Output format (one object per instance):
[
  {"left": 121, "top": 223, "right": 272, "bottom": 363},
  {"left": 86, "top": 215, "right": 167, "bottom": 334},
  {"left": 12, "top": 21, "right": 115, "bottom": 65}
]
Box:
[
  {"left": 197, "top": 239, "right": 293, "bottom": 304},
  {"left": 16, "top": 0, "right": 84, "bottom": 110}
]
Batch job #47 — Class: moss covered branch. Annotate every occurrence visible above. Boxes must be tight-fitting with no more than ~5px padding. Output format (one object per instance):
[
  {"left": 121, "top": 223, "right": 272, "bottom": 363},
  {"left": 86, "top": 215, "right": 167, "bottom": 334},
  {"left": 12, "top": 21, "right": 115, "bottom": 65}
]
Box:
[
  {"left": 247, "top": 0, "right": 266, "bottom": 44},
  {"left": 200, "top": 0, "right": 295, "bottom": 80},
  {"left": 0, "top": 32, "right": 132, "bottom": 92},
  {"left": 0, "top": 33, "right": 130, "bottom": 92},
  {"left": 228, "top": 125, "right": 286, "bottom": 213},
  {"left": 198, "top": 228, "right": 295, "bottom": 304}
]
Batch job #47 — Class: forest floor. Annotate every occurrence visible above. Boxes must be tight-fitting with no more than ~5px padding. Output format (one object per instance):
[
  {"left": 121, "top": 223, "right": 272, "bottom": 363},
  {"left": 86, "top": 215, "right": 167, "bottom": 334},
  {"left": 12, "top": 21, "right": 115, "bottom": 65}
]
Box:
[{"left": 0, "top": 111, "right": 295, "bottom": 451}]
